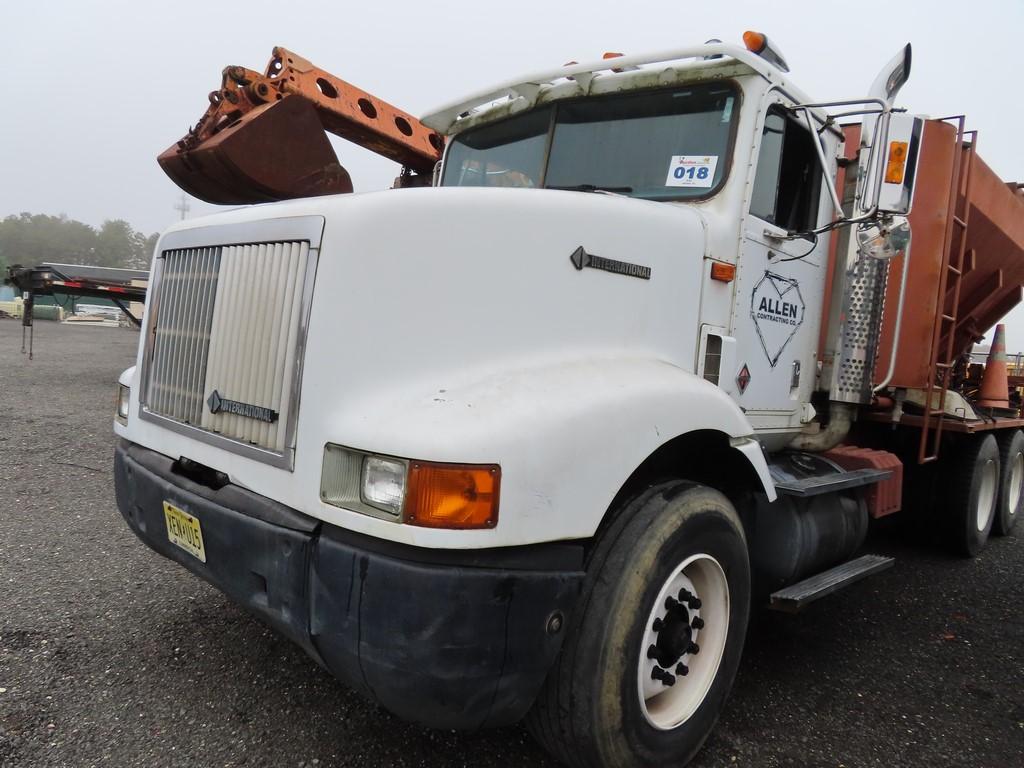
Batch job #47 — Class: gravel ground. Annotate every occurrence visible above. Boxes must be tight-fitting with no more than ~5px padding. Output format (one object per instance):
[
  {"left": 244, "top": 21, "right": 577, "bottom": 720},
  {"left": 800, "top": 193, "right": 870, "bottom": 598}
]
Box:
[{"left": 0, "top": 319, "right": 1021, "bottom": 768}]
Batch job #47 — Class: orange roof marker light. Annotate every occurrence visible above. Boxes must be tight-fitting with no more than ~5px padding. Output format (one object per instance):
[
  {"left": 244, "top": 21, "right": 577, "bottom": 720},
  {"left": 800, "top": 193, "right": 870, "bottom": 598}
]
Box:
[
  {"left": 602, "top": 51, "right": 639, "bottom": 74},
  {"left": 742, "top": 30, "right": 790, "bottom": 73}
]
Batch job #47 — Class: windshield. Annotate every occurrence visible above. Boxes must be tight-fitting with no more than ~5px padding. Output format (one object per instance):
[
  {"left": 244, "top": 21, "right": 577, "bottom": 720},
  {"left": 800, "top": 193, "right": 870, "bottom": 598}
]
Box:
[{"left": 441, "top": 83, "right": 738, "bottom": 200}]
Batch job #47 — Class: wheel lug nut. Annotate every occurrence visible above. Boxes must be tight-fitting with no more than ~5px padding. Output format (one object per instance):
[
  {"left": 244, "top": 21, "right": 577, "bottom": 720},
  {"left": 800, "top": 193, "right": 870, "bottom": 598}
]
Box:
[
  {"left": 677, "top": 587, "right": 692, "bottom": 601},
  {"left": 687, "top": 641, "right": 700, "bottom": 655},
  {"left": 653, "top": 618, "right": 664, "bottom": 632},
  {"left": 651, "top": 666, "right": 676, "bottom": 686},
  {"left": 675, "top": 663, "right": 689, "bottom": 676},
  {"left": 664, "top": 596, "right": 679, "bottom": 611},
  {"left": 647, "top": 644, "right": 660, "bottom": 660},
  {"left": 691, "top": 616, "right": 705, "bottom": 630},
  {"left": 689, "top": 597, "right": 702, "bottom": 610}
]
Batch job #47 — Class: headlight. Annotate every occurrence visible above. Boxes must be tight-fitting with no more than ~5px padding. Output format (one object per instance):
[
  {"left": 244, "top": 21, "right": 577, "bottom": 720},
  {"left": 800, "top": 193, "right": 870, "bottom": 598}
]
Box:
[
  {"left": 321, "top": 445, "right": 407, "bottom": 520},
  {"left": 116, "top": 383, "right": 130, "bottom": 423},
  {"left": 321, "top": 443, "right": 499, "bottom": 529},
  {"left": 361, "top": 456, "right": 407, "bottom": 515}
]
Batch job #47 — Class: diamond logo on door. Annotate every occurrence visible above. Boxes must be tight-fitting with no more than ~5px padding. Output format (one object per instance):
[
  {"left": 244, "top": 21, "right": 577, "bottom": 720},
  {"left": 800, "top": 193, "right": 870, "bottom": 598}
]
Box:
[
  {"left": 750, "top": 271, "right": 805, "bottom": 368},
  {"left": 736, "top": 364, "right": 752, "bottom": 394}
]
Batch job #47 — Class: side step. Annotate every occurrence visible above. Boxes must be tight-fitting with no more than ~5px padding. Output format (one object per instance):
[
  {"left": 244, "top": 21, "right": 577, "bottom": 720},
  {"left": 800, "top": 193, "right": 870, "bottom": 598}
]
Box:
[
  {"left": 768, "top": 554, "right": 895, "bottom": 613},
  {"left": 773, "top": 468, "right": 892, "bottom": 497}
]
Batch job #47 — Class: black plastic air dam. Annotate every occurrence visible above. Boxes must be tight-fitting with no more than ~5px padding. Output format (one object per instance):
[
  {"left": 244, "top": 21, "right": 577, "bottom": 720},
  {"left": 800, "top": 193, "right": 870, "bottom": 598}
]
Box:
[{"left": 114, "top": 441, "right": 584, "bottom": 729}]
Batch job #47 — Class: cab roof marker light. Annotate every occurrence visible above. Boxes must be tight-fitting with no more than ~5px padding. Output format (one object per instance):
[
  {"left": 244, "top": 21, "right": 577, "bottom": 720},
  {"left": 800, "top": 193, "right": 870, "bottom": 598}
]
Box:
[
  {"left": 702, "top": 39, "right": 725, "bottom": 61},
  {"left": 742, "top": 30, "right": 790, "bottom": 73},
  {"left": 602, "top": 51, "right": 639, "bottom": 73}
]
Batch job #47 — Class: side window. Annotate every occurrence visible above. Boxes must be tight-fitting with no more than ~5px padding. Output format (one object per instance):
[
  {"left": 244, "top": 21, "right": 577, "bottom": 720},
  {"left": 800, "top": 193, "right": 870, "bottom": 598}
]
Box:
[{"left": 749, "top": 107, "right": 823, "bottom": 233}]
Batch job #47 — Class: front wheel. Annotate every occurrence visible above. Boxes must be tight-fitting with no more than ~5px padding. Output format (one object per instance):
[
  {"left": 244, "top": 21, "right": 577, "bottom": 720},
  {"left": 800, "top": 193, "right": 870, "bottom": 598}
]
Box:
[{"left": 526, "top": 481, "right": 750, "bottom": 768}]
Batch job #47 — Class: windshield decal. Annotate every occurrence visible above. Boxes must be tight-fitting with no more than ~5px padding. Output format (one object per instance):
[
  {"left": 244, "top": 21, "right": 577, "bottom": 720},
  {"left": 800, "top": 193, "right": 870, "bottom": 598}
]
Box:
[{"left": 665, "top": 155, "right": 718, "bottom": 188}]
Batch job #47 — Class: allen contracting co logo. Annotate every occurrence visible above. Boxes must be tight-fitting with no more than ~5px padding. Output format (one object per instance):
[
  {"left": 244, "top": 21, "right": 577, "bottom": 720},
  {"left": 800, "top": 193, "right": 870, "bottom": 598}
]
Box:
[
  {"left": 750, "top": 271, "right": 805, "bottom": 368},
  {"left": 207, "top": 390, "right": 279, "bottom": 424}
]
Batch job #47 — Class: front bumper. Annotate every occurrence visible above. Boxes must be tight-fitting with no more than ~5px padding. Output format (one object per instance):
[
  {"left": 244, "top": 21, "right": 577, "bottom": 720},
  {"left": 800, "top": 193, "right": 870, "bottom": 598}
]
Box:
[{"left": 114, "top": 441, "right": 583, "bottom": 728}]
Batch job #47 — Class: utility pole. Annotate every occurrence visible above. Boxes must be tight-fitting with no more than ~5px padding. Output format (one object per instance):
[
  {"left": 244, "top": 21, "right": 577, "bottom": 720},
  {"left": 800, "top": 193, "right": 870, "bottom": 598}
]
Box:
[{"left": 174, "top": 193, "right": 191, "bottom": 221}]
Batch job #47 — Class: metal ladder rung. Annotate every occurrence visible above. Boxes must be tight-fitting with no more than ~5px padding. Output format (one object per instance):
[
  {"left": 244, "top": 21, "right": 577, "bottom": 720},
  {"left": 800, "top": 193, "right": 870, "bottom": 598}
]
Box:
[
  {"left": 953, "top": 215, "right": 967, "bottom": 227},
  {"left": 941, "top": 314, "right": 956, "bottom": 322},
  {"left": 947, "top": 265, "right": 961, "bottom": 276},
  {"left": 935, "top": 362, "right": 953, "bottom": 369}
]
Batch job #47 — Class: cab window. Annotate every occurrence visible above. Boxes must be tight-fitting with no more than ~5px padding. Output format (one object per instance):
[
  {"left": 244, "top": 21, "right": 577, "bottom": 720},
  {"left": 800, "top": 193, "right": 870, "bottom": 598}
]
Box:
[{"left": 750, "top": 107, "right": 822, "bottom": 233}]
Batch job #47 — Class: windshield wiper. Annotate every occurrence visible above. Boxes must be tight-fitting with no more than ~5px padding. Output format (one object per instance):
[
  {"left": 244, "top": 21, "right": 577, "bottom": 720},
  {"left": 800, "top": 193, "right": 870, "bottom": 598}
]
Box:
[{"left": 545, "top": 184, "right": 634, "bottom": 194}]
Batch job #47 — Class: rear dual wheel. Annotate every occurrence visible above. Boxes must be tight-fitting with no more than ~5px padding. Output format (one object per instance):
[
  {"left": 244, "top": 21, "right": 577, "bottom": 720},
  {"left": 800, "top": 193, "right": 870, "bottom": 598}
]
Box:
[
  {"left": 994, "top": 429, "right": 1023, "bottom": 536},
  {"left": 527, "top": 482, "right": 749, "bottom": 768},
  {"left": 945, "top": 434, "right": 999, "bottom": 557}
]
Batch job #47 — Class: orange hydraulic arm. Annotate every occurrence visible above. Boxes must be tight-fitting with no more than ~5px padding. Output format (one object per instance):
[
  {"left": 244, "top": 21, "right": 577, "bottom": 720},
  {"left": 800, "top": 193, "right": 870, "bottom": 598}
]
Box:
[{"left": 158, "top": 47, "right": 445, "bottom": 204}]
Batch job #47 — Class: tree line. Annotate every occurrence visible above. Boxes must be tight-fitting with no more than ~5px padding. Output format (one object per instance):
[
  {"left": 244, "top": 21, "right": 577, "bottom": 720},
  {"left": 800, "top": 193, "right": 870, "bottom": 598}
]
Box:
[{"left": 0, "top": 213, "right": 159, "bottom": 277}]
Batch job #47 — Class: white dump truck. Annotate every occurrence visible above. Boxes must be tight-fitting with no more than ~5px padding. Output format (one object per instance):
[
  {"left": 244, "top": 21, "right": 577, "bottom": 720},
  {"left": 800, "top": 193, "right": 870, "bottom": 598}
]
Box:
[{"left": 115, "top": 33, "right": 1024, "bottom": 767}]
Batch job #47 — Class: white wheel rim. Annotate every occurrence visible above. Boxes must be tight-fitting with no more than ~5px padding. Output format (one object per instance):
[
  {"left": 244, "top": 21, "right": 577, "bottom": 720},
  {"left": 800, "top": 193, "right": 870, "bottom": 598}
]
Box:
[
  {"left": 1008, "top": 453, "right": 1023, "bottom": 517},
  {"left": 636, "top": 554, "right": 729, "bottom": 731},
  {"left": 976, "top": 458, "right": 998, "bottom": 532}
]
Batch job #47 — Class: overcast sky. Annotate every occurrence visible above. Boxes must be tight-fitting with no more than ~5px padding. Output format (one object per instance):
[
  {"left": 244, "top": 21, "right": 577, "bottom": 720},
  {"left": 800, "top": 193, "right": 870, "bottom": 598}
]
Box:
[{"left": 5, "top": 0, "right": 1023, "bottom": 340}]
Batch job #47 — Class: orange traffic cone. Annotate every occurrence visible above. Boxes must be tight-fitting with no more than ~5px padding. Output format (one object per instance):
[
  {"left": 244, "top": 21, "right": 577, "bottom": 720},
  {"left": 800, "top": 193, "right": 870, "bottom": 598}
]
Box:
[{"left": 978, "top": 324, "right": 1010, "bottom": 409}]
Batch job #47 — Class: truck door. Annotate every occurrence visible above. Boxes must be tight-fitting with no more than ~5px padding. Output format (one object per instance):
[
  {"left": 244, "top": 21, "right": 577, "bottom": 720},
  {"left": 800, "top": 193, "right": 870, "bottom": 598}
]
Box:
[{"left": 729, "top": 102, "right": 829, "bottom": 431}]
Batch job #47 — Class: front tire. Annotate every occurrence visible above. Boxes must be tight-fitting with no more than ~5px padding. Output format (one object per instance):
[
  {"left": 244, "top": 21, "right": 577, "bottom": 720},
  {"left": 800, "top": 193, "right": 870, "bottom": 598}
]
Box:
[{"left": 526, "top": 481, "right": 750, "bottom": 768}]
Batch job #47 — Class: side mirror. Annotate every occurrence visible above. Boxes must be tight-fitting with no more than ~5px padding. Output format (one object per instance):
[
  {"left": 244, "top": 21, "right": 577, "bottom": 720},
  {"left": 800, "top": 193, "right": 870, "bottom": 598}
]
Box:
[
  {"left": 855, "top": 43, "right": 920, "bottom": 216},
  {"left": 860, "top": 112, "right": 924, "bottom": 216}
]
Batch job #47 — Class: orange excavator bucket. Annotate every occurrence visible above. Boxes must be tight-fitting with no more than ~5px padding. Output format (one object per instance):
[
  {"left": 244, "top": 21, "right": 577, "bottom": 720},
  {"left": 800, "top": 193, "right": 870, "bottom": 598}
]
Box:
[
  {"left": 158, "top": 48, "right": 444, "bottom": 205},
  {"left": 159, "top": 97, "right": 352, "bottom": 204}
]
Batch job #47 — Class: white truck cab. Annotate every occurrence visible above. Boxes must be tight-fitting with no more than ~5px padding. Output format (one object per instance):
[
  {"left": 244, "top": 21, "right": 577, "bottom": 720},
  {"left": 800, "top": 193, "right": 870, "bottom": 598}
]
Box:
[{"left": 115, "top": 36, "right": 923, "bottom": 767}]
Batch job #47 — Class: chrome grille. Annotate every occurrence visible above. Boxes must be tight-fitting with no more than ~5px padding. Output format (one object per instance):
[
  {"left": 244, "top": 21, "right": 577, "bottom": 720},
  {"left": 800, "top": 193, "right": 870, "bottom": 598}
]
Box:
[{"left": 143, "top": 227, "right": 315, "bottom": 463}]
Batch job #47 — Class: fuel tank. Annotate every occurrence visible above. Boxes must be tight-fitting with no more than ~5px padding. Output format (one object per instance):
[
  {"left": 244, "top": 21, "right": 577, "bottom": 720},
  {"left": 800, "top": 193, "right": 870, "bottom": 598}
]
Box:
[{"left": 750, "top": 452, "right": 869, "bottom": 591}]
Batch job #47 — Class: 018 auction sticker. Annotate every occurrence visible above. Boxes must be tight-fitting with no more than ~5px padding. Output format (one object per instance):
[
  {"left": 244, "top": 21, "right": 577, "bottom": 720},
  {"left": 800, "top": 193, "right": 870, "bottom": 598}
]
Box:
[{"left": 665, "top": 155, "right": 718, "bottom": 188}]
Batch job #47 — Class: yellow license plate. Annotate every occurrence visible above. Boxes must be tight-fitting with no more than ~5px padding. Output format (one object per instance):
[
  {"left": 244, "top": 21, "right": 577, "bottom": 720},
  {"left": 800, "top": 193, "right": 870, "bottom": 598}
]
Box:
[{"left": 163, "top": 501, "right": 207, "bottom": 563}]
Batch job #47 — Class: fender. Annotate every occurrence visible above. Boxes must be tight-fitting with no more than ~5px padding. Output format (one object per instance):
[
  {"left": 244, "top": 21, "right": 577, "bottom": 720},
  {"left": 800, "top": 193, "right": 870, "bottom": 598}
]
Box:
[{"left": 316, "top": 356, "right": 774, "bottom": 548}]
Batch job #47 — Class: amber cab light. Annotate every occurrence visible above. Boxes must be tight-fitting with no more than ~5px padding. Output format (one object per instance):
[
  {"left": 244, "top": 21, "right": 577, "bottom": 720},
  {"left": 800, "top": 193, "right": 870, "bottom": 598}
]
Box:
[
  {"left": 742, "top": 31, "right": 767, "bottom": 53},
  {"left": 405, "top": 462, "right": 500, "bottom": 529},
  {"left": 884, "top": 141, "right": 909, "bottom": 184},
  {"left": 710, "top": 262, "right": 736, "bottom": 282}
]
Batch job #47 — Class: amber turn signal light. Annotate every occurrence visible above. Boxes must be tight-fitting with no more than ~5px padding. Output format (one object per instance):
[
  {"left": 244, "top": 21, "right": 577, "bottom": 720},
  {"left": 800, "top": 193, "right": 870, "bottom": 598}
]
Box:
[
  {"left": 884, "top": 141, "right": 909, "bottom": 184},
  {"left": 405, "top": 462, "right": 500, "bottom": 529},
  {"left": 710, "top": 262, "right": 736, "bottom": 282}
]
